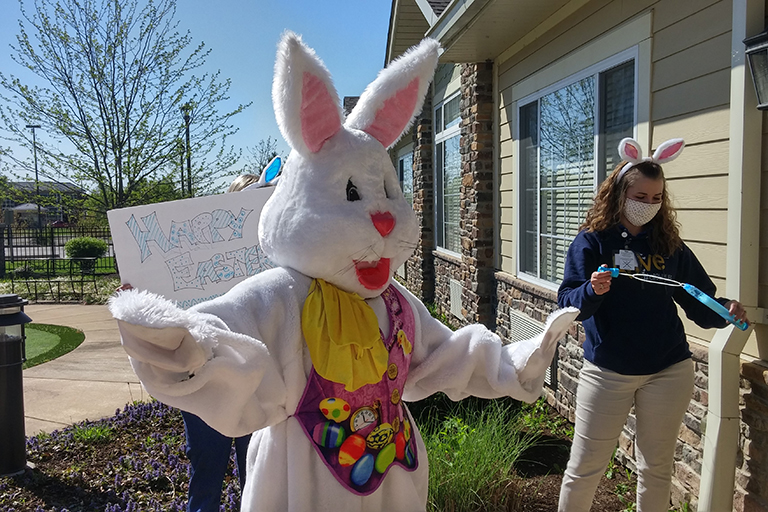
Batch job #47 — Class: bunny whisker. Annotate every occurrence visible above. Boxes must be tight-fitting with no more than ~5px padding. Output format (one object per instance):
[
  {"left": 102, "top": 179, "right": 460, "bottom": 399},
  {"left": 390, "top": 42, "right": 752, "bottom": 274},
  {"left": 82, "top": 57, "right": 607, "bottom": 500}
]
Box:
[
  {"left": 346, "top": 245, "right": 379, "bottom": 260},
  {"left": 335, "top": 261, "right": 358, "bottom": 277},
  {"left": 333, "top": 246, "right": 385, "bottom": 277}
]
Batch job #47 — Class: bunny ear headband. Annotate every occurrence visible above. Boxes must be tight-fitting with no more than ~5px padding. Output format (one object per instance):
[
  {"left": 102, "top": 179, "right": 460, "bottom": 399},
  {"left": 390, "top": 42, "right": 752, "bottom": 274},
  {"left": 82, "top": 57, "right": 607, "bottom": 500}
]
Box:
[
  {"left": 615, "top": 137, "right": 685, "bottom": 182},
  {"left": 243, "top": 156, "right": 283, "bottom": 191}
]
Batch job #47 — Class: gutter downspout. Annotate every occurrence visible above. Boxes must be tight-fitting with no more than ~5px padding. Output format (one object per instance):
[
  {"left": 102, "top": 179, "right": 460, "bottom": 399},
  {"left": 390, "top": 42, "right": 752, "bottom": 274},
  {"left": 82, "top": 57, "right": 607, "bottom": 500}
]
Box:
[{"left": 697, "top": 0, "right": 764, "bottom": 510}]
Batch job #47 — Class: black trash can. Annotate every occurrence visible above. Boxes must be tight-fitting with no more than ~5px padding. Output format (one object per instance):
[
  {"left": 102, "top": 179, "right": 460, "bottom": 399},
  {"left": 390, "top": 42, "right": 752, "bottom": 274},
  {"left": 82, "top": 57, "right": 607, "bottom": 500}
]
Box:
[{"left": 0, "top": 294, "right": 32, "bottom": 476}]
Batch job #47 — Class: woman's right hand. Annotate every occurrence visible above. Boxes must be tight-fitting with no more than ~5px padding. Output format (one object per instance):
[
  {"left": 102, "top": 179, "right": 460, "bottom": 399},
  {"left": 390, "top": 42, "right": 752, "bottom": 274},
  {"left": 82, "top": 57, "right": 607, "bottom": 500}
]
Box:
[{"left": 590, "top": 265, "right": 612, "bottom": 295}]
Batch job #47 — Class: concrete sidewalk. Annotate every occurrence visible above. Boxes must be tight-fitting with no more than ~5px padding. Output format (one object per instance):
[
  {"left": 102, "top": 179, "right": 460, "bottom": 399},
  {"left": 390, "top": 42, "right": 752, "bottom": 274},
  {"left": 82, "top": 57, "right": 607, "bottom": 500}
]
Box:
[{"left": 22, "top": 303, "right": 146, "bottom": 435}]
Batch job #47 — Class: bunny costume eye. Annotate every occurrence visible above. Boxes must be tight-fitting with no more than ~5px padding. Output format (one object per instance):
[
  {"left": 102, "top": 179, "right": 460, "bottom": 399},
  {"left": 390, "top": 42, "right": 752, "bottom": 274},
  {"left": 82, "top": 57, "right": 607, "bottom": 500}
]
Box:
[
  {"left": 346, "top": 180, "right": 362, "bottom": 202},
  {"left": 258, "top": 32, "right": 439, "bottom": 298}
]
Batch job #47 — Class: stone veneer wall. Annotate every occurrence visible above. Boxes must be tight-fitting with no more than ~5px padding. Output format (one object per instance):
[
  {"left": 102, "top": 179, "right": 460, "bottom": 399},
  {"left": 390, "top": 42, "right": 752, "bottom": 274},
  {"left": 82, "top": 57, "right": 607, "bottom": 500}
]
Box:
[
  {"left": 458, "top": 62, "right": 495, "bottom": 328},
  {"left": 405, "top": 98, "right": 435, "bottom": 304},
  {"left": 494, "top": 272, "right": 580, "bottom": 423},
  {"left": 429, "top": 62, "right": 495, "bottom": 329},
  {"left": 735, "top": 359, "right": 768, "bottom": 511},
  {"left": 433, "top": 251, "right": 464, "bottom": 326}
]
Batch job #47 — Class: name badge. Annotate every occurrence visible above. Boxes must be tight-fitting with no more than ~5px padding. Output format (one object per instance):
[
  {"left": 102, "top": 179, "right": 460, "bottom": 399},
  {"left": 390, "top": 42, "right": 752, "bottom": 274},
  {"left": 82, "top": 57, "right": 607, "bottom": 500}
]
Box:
[{"left": 615, "top": 250, "right": 637, "bottom": 271}]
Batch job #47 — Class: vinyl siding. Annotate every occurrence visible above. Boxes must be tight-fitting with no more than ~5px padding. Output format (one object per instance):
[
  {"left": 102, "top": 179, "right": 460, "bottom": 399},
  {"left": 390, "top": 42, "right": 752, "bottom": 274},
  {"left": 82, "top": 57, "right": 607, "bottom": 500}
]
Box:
[{"left": 495, "top": 0, "right": 734, "bottom": 309}]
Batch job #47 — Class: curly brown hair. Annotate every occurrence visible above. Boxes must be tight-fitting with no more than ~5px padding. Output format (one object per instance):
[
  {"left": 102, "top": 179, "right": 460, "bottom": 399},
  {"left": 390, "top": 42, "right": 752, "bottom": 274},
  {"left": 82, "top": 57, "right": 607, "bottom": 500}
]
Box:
[{"left": 581, "top": 161, "right": 682, "bottom": 256}]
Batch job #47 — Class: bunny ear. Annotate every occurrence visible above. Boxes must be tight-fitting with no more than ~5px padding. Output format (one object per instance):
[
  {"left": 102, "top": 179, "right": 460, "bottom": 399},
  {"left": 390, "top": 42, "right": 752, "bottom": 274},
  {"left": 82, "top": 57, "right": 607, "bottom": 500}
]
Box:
[
  {"left": 272, "top": 32, "right": 342, "bottom": 154},
  {"left": 345, "top": 39, "right": 440, "bottom": 149},
  {"left": 244, "top": 156, "right": 283, "bottom": 191},
  {"left": 652, "top": 138, "right": 685, "bottom": 163},
  {"left": 262, "top": 156, "right": 282, "bottom": 184},
  {"left": 618, "top": 138, "right": 643, "bottom": 162}
]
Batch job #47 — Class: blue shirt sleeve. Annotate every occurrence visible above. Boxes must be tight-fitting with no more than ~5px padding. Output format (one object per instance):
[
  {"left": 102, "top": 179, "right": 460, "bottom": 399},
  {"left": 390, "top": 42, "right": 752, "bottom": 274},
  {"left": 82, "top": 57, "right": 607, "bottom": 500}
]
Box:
[
  {"left": 672, "top": 243, "right": 729, "bottom": 329},
  {"left": 557, "top": 231, "right": 607, "bottom": 321}
]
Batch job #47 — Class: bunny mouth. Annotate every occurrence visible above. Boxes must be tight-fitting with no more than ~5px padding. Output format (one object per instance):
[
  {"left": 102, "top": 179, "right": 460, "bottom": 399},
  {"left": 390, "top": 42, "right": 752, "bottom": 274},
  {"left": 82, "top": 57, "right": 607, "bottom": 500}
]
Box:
[{"left": 354, "top": 258, "right": 391, "bottom": 290}]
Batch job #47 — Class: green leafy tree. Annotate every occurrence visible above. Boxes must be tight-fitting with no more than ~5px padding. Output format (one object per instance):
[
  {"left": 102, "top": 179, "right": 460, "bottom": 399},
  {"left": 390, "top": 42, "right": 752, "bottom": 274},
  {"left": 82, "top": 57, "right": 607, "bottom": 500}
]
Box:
[{"left": 0, "top": 0, "right": 249, "bottom": 216}]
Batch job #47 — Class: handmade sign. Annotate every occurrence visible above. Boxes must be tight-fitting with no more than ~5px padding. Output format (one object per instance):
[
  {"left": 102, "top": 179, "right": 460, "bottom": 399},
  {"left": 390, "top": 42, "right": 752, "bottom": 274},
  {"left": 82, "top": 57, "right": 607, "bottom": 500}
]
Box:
[{"left": 107, "top": 188, "right": 274, "bottom": 308}]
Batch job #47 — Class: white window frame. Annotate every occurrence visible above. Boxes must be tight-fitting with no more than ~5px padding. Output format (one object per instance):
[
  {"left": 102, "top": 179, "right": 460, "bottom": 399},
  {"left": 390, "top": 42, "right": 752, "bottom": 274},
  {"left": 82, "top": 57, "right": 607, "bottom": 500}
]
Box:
[
  {"left": 397, "top": 143, "right": 415, "bottom": 206},
  {"left": 434, "top": 91, "right": 462, "bottom": 257},
  {"left": 515, "top": 47, "right": 639, "bottom": 289}
]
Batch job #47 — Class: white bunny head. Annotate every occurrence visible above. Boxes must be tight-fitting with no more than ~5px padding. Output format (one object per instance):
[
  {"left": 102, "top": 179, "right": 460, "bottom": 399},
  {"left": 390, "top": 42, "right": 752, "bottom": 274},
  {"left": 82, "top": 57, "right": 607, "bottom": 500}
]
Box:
[
  {"left": 616, "top": 137, "right": 685, "bottom": 182},
  {"left": 258, "top": 32, "right": 440, "bottom": 298}
]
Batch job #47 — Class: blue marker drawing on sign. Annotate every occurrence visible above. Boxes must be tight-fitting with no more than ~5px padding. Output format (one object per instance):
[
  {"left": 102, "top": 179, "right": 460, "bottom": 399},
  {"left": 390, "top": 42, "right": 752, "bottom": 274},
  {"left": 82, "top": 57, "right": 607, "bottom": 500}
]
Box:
[{"left": 126, "top": 208, "right": 254, "bottom": 262}]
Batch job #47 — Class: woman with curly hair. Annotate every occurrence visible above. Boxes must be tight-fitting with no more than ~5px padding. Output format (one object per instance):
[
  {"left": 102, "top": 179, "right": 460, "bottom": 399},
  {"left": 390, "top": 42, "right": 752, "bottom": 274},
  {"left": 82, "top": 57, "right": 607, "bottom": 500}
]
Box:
[{"left": 557, "top": 138, "right": 749, "bottom": 512}]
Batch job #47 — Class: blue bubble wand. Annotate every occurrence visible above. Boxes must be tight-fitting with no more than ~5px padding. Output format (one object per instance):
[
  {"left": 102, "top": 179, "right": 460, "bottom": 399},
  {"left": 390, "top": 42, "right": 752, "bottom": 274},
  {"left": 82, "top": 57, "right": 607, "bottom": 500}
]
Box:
[{"left": 598, "top": 267, "right": 749, "bottom": 331}]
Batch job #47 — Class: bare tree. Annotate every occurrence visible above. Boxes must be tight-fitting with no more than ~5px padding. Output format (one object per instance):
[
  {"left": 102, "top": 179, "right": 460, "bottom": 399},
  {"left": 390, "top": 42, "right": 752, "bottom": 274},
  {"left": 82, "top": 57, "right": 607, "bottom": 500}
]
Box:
[
  {"left": 240, "top": 136, "right": 279, "bottom": 176},
  {"left": 0, "top": 0, "right": 250, "bottom": 216}
]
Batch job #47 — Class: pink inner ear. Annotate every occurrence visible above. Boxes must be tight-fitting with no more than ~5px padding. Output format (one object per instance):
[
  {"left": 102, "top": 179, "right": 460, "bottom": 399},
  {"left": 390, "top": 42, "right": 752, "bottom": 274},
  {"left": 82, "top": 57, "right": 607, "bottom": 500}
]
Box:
[
  {"left": 301, "top": 72, "right": 341, "bottom": 153},
  {"left": 623, "top": 143, "right": 639, "bottom": 160},
  {"left": 364, "top": 78, "right": 419, "bottom": 148},
  {"left": 657, "top": 141, "right": 684, "bottom": 160}
]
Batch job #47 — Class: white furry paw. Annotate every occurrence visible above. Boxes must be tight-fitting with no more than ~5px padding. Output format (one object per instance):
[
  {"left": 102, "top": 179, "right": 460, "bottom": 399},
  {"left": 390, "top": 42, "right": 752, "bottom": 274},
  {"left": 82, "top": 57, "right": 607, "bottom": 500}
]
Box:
[{"left": 516, "top": 307, "right": 579, "bottom": 393}]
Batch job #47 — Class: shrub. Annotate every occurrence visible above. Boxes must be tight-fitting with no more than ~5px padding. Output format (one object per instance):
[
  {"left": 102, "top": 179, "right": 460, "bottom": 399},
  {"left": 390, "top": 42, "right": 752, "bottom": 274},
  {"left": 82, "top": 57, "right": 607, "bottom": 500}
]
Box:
[
  {"left": 11, "top": 264, "right": 34, "bottom": 279},
  {"left": 65, "top": 236, "right": 108, "bottom": 273}
]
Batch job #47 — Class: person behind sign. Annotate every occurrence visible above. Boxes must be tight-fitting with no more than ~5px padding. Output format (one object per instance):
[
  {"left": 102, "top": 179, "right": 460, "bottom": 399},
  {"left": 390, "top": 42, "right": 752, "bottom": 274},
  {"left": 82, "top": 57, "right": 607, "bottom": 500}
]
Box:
[
  {"left": 181, "top": 173, "right": 266, "bottom": 512},
  {"left": 227, "top": 173, "right": 259, "bottom": 193},
  {"left": 556, "top": 138, "right": 749, "bottom": 512},
  {"left": 116, "top": 173, "right": 262, "bottom": 512}
]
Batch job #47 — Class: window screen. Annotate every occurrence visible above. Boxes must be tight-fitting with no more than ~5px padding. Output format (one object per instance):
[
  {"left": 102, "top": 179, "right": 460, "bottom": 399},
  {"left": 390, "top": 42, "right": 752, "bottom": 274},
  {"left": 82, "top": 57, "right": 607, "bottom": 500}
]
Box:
[
  {"left": 435, "top": 93, "right": 462, "bottom": 254},
  {"left": 519, "top": 58, "right": 635, "bottom": 284}
]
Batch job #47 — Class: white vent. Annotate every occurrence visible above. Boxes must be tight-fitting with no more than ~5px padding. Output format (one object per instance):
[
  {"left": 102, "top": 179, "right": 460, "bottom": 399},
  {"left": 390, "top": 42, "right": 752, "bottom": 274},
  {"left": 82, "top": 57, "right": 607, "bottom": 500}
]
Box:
[
  {"left": 507, "top": 309, "right": 557, "bottom": 387},
  {"left": 449, "top": 279, "right": 464, "bottom": 319}
]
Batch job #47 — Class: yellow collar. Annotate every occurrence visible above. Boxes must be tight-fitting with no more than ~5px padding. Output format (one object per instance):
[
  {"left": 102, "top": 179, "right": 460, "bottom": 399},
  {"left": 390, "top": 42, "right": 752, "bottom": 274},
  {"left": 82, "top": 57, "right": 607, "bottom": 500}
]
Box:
[{"left": 302, "top": 279, "right": 389, "bottom": 391}]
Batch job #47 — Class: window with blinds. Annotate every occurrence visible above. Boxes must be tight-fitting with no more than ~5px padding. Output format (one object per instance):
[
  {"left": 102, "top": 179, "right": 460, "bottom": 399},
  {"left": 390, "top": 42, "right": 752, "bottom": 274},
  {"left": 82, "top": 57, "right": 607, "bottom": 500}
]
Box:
[
  {"left": 519, "top": 59, "right": 635, "bottom": 284},
  {"left": 435, "top": 93, "right": 462, "bottom": 254},
  {"left": 398, "top": 151, "right": 414, "bottom": 206}
]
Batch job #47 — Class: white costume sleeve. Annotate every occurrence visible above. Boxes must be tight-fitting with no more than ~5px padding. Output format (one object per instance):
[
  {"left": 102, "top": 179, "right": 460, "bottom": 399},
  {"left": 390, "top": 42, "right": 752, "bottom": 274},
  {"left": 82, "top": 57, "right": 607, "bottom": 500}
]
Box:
[
  {"left": 109, "top": 269, "right": 306, "bottom": 437},
  {"left": 394, "top": 282, "right": 579, "bottom": 404}
]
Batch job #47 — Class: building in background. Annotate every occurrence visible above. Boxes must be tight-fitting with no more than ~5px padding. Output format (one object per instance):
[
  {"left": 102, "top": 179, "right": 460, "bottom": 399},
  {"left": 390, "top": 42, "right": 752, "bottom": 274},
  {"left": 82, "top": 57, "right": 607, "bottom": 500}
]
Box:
[{"left": 1, "top": 181, "right": 85, "bottom": 226}]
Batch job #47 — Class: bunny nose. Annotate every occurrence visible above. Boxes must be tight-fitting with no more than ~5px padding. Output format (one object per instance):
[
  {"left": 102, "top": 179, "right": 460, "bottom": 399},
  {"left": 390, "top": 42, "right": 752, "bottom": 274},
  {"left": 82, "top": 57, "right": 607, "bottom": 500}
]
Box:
[{"left": 371, "top": 212, "right": 395, "bottom": 237}]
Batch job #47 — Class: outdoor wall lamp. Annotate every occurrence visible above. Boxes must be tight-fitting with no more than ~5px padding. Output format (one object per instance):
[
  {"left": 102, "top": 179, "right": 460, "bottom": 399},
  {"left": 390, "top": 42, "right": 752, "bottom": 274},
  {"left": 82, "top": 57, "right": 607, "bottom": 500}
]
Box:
[{"left": 745, "top": 27, "right": 768, "bottom": 110}]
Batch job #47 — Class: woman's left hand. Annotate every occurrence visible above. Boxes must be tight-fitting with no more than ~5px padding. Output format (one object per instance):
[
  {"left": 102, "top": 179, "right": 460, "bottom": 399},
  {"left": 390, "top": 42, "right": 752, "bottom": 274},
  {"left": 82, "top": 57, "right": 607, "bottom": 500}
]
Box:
[{"left": 725, "top": 300, "right": 750, "bottom": 326}]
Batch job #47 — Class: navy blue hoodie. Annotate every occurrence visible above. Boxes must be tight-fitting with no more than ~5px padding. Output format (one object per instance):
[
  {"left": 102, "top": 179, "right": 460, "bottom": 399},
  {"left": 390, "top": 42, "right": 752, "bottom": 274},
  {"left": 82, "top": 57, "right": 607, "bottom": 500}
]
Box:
[{"left": 558, "top": 225, "right": 728, "bottom": 375}]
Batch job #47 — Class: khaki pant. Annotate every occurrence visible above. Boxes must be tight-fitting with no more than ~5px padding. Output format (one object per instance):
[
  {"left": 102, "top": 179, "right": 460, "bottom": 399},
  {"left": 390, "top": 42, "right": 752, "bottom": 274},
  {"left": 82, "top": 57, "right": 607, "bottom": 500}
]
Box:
[{"left": 558, "top": 359, "right": 694, "bottom": 512}]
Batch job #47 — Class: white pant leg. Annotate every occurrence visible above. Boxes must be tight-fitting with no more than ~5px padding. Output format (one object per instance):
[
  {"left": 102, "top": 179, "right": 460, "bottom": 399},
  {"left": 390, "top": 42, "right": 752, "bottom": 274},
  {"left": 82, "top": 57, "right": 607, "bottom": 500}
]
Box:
[
  {"left": 558, "top": 361, "right": 639, "bottom": 512},
  {"left": 634, "top": 359, "right": 694, "bottom": 512}
]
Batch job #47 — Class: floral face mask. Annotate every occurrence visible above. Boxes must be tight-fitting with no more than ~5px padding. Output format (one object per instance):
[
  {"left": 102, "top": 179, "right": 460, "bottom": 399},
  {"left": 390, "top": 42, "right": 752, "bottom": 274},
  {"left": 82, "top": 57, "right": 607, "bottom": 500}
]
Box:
[{"left": 623, "top": 198, "right": 661, "bottom": 227}]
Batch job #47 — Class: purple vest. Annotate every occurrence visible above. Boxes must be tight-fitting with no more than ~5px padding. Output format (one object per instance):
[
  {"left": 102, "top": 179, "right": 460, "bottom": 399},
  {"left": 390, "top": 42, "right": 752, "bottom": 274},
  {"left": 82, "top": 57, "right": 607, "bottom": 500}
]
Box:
[{"left": 294, "top": 285, "right": 419, "bottom": 495}]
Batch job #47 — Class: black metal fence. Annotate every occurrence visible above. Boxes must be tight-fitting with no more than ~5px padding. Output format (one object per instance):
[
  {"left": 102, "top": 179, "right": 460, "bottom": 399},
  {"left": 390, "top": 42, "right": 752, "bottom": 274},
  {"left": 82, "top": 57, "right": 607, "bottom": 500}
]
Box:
[
  {"left": 0, "top": 225, "right": 115, "bottom": 278},
  {"left": 0, "top": 226, "right": 115, "bottom": 302}
]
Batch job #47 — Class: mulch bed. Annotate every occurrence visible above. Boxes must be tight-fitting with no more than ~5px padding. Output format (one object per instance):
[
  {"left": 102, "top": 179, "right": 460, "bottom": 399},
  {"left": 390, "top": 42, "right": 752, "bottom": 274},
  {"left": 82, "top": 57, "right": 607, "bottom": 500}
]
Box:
[
  {"left": 514, "top": 435, "right": 636, "bottom": 511},
  {"left": 0, "top": 401, "right": 636, "bottom": 512}
]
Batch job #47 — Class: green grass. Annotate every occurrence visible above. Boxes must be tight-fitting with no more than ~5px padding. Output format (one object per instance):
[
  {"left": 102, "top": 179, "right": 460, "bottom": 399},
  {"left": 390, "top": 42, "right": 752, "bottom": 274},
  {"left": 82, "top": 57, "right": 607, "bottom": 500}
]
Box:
[
  {"left": 520, "top": 398, "right": 574, "bottom": 439},
  {"left": 424, "top": 302, "right": 458, "bottom": 330},
  {"left": 5, "top": 256, "right": 117, "bottom": 277},
  {"left": 23, "top": 323, "right": 85, "bottom": 369},
  {"left": 24, "top": 325, "right": 60, "bottom": 360},
  {"left": 419, "top": 398, "right": 539, "bottom": 512},
  {"left": 71, "top": 423, "right": 114, "bottom": 444}
]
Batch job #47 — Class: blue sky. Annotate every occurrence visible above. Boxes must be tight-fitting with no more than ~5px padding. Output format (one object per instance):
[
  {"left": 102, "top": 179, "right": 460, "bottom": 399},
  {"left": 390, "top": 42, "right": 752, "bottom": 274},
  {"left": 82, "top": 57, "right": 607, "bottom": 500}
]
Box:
[{"left": 0, "top": 0, "right": 394, "bottom": 186}]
